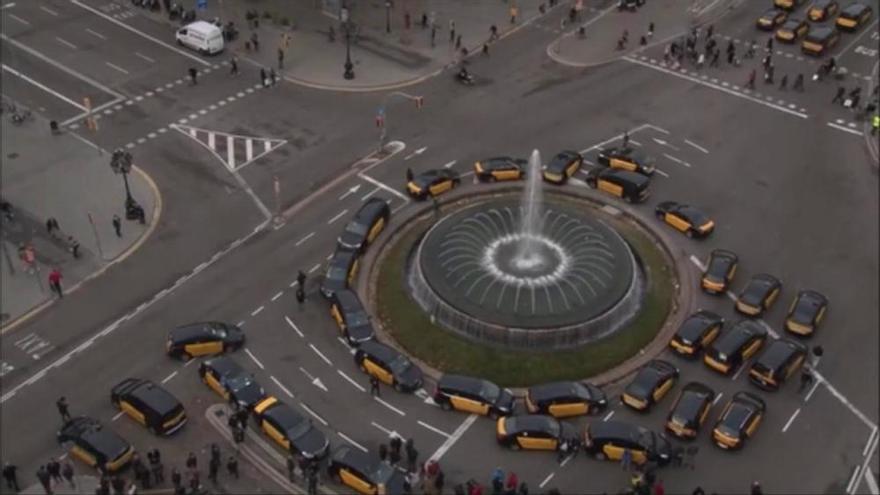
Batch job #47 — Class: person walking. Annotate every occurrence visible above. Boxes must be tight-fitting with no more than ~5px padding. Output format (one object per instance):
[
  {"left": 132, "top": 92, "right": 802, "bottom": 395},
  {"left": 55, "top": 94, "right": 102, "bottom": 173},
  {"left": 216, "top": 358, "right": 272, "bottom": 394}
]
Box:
[
  {"left": 56, "top": 396, "right": 71, "bottom": 422},
  {"left": 188, "top": 67, "right": 198, "bottom": 85},
  {"left": 389, "top": 436, "right": 402, "bottom": 466},
  {"left": 405, "top": 439, "right": 418, "bottom": 472},
  {"left": 793, "top": 73, "right": 804, "bottom": 91},
  {"left": 307, "top": 469, "right": 318, "bottom": 495},
  {"left": 455, "top": 34, "right": 462, "bottom": 50},
  {"left": 765, "top": 64, "right": 775, "bottom": 84},
  {"left": 832, "top": 86, "right": 846, "bottom": 104},
  {"left": 148, "top": 449, "right": 163, "bottom": 485},
  {"left": 430, "top": 22, "right": 436, "bottom": 47},
  {"left": 779, "top": 74, "right": 788, "bottom": 90},
  {"left": 250, "top": 32, "right": 260, "bottom": 51},
  {"left": 208, "top": 456, "right": 219, "bottom": 484},
  {"left": 750, "top": 481, "right": 763, "bottom": 495},
  {"left": 260, "top": 68, "right": 268, "bottom": 88},
  {"left": 747, "top": 69, "right": 757, "bottom": 89},
  {"left": 36, "top": 466, "right": 52, "bottom": 495},
  {"left": 798, "top": 366, "right": 814, "bottom": 393},
  {"left": 2, "top": 463, "right": 19, "bottom": 492},
  {"left": 170, "top": 468, "right": 182, "bottom": 490},
  {"left": 872, "top": 113, "right": 879, "bottom": 135},
  {"left": 490, "top": 25, "right": 499, "bottom": 42},
  {"left": 47, "top": 458, "right": 62, "bottom": 484},
  {"left": 230, "top": 56, "right": 239, "bottom": 76},
  {"left": 185, "top": 452, "right": 197, "bottom": 473},
  {"left": 509, "top": 5, "right": 518, "bottom": 24},
  {"left": 46, "top": 217, "right": 60, "bottom": 237},
  {"left": 296, "top": 285, "right": 305, "bottom": 304},
  {"left": 370, "top": 375, "right": 381, "bottom": 396},
  {"left": 449, "top": 19, "right": 455, "bottom": 43},
  {"left": 49, "top": 268, "right": 63, "bottom": 298},
  {"left": 482, "top": 43, "right": 489, "bottom": 56},
  {"left": 269, "top": 68, "right": 278, "bottom": 86},
  {"left": 226, "top": 456, "right": 239, "bottom": 479},
  {"left": 379, "top": 444, "right": 389, "bottom": 464},
  {"left": 277, "top": 47, "right": 284, "bottom": 69},
  {"left": 648, "top": 22, "right": 655, "bottom": 38},
  {"left": 286, "top": 454, "right": 296, "bottom": 482},
  {"left": 67, "top": 236, "right": 80, "bottom": 258},
  {"left": 710, "top": 48, "right": 720, "bottom": 68},
  {"left": 112, "top": 215, "right": 122, "bottom": 238},
  {"left": 61, "top": 461, "right": 75, "bottom": 488},
  {"left": 765, "top": 36, "right": 773, "bottom": 52}
]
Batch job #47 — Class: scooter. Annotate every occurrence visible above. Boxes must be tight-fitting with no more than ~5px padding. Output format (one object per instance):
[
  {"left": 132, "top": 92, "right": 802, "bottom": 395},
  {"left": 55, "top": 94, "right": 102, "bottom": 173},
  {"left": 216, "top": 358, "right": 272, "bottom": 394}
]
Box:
[{"left": 456, "top": 69, "right": 475, "bottom": 85}]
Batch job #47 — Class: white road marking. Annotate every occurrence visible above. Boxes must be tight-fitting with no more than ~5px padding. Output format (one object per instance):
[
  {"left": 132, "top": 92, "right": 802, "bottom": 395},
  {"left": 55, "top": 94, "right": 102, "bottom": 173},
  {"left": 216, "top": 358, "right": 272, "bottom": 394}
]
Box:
[
  {"left": 237, "top": 321, "right": 245, "bottom": 327},
  {"left": 684, "top": 139, "right": 709, "bottom": 154},
  {"left": 628, "top": 139, "right": 642, "bottom": 146},
  {"left": 418, "top": 420, "right": 451, "bottom": 438},
  {"left": 662, "top": 153, "right": 691, "bottom": 167},
  {"left": 358, "top": 173, "right": 409, "bottom": 202},
  {"left": 652, "top": 138, "right": 679, "bottom": 150},
  {"left": 865, "top": 468, "right": 879, "bottom": 495},
  {"left": 782, "top": 408, "right": 800, "bottom": 432},
  {"left": 375, "top": 397, "right": 406, "bottom": 416},
  {"left": 602, "top": 410, "right": 614, "bottom": 421},
  {"left": 337, "top": 432, "right": 368, "bottom": 452},
  {"left": 579, "top": 124, "right": 652, "bottom": 154},
  {"left": 328, "top": 209, "right": 349, "bottom": 224},
  {"left": 848, "top": 466, "right": 863, "bottom": 493},
  {"left": 308, "top": 263, "right": 321, "bottom": 274},
  {"left": 309, "top": 344, "right": 333, "bottom": 366},
  {"left": 443, "top": 160, "right": 457, "bottom": 168},
  {"left": 863, "top": 427, "right": 878, "bottom": 456},
  {"left": 39, "top": 5, "right": 58, "bottom": 15},
  {"left": 184, "top": 357, "right": 196, "bottom": 367},
  {"left": 804, "top": 379, "right": 821, "bottom": 402},
  {"left": 250, "top": 306, "right": 264, "bottom": 316},
  {"left": 85, "top": 28, "right": 106, "bottom": 40},
  {"left": 338, "top": 185, "right": 361, "bottom": 200},
  {"left": 429, "top": 414, "right": 478, "bottom": 462},
  {"left": 654, "top": 168, "right": 670, "bottom": 178},
  {"left": 713, "top": 392, "right": 723, "bottom": 405},
  {"left": 1, "top": 64, "right": 87, "bottom": 110},
  {"left": 112, "top": 411, "right": 125, "bottom": 421},
  {"left": 404, "top": 146, "right": 428, "bottom": 160},
  {"left": 338, "top": 370, "right": 366, "bottom": 392},
  {"left": 295, "top": 232, "right": 315, "bottom": 246},
  {"left": 105, "top": 62, "right": 129, "bottom": 75},
  {"left": 560, "top": 454, "right": 574, "bottom": 467},
  {"left": 689, "top": 254, "right": 706, "bottom": 271},
  {"left": 827, "top": 122, "right": 864, "bottom": 136},
  {"left": 1, "top": 3, "right": 16, "bottom": 9},
  {"left": 270, "top": 376, "right": 295, "bottom": 398},
  {"left": 135, "top": 52, "right": 156, "bottom": 63},
  {"left": 245, "top": 348, "right": 265, "bottom": 369},
  {"left": 8, "top": 13, "right": 28, "bottom": 24},
  {"left": 371, "top": 421, "right": 396, "bottom": 436},
  {"left": 161, "top": 370, "right": 178, "bottom": 384},
  {"left": 271, "top": 291, "right": 284, "bottom": 302},
  {"left": 731, "top": 362, "right": 747, "bottom": 381},
  {"left": 284, "top": 316, "right": 304, "bottom": 337},
  {"left": 55, "top": 37, "right": 78, "bottom": 49},
  {"left": 300, "top": 402, "right": 329, "bottom": 426},
  {"left": 539, "top": 472, "right": 555, "bottom": 489}
]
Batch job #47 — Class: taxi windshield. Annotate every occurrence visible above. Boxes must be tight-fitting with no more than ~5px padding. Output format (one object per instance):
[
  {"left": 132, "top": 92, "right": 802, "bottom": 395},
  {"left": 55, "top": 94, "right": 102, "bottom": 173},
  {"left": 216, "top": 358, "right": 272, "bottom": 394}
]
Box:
[
  {"left": 636, "top": 430, "right": 656, "bottom": 450},
  {"left": 389, "top": 355, "right": 412, "bottom": 374},
  {"left": 227, "top": 374, "right": 253, "bottom": 391},
  {"left": 327, "top": 267, "right": 347, "bottom": 280},
  {"left": 347, "top": 311, "right": 370, "bottom": 327},
  {"left": 480, "top": 381, "right": 501, "bottom": 402},
  {"left": 210, "top": 327, "right": 227, "bottom": 338},
  {"left": 345, "top": 222, "right": 369, "bottom": 236}
]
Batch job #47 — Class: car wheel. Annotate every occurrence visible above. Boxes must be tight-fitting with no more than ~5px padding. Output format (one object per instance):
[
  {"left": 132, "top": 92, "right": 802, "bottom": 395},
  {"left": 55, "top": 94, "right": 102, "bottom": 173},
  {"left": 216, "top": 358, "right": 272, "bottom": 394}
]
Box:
[
  {"left": 440, "top": 400, "right": 452, "bottom": 411},
  {"left": 393, "top": 382, "right": 404, "bottom": 393}
]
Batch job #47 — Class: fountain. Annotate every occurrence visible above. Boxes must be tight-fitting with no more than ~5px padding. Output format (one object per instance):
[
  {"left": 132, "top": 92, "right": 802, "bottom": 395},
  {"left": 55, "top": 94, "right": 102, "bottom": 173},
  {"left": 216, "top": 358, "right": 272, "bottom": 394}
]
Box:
[{"left": 407, "top": 149, "right": 645, "bottom": 349}]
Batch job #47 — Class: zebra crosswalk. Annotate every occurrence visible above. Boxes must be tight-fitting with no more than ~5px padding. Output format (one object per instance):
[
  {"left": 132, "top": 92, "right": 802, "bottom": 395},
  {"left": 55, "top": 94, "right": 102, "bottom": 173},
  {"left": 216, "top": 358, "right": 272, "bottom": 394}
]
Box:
[{"left": 172, "top": 124, "right": 287, "bottom": 172}]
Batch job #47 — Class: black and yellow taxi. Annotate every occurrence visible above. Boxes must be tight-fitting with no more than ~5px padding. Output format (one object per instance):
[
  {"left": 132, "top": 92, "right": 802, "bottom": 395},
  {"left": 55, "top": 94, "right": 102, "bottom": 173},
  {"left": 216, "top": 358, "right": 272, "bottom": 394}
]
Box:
[
  {"left": 328, "top": 289, "right": 375, "bottom": 345},
  {"left": 808, "top": 0, "right": 839, "bottom": 21},
  {"left": 57, "top": 417, "right": 135, "bottom": 473},
  {"left": 474, "top": 156, "right": 527, "bottom": 182},
  {"left": 665, "top": 382, "right": 715, "bottom": 440},
  {"left": 354, "top": 340, "right": 423, "bottom": 393},
  {"left": 802, "top": 26, "right": 840, "bottom": 55},
  {"left": 198, "top": 356, "right": 268, "bottom": 410},
  {"left": 835, "top": 2, "right": 873, "bottom": 31},
  {"left": 434, "top": 374, "right": 514, "bottom": 418},
  {"left": 597, "top": 147, "right": 656, "bottom": 176},
  {"left": 776, "top": 17, "right": 810, "bottom": 41},
  {"left": 757, "top": 8, "right": 789, "bottom": 30},
  {"left": 496, "top": 414, "right": 579, "bottom": 451},
  {"left": 321, "top": 247, "right": 360, "bottom": 299},
  {"left": 748, "top": 338, "right": 808, "bottom": 391},
  {"left": 583, "top": 421, "right": 672, "bottom": 466},
  {"left": 735, "top": 273, "right": 782, "bottom": 317},
  {"left": 327, "top": 445, "right": 407, "bottom": 495},
  {"left": 253, "top": 396, "right": 330, "bottom": 460},
  {"left": 525, "top": 381, "right": 607, "bottom": 418},
  {"left": 711, "top": 391, "right": 765, "bottom": 450},
  {"left": 701, "top": 249, "right": 738, "bottom": 294},
  {"left": 620, "top": 360, "right": 679, "bottom": 412},
  {"left": 542, "top": 150, "right": 583, "bottom": 184},
  {"left": 166, "top": 321, "right": 244, "bottom": 360},
  {"left": 774, "top": 0, "right": 804, "bottom": 10},
  {"left": 110, "top": 378, "right": 187, "bottom": 436},
  {"left": 654, "top": 201, "right": 715, "bottom": 238},
  {"left": 337, "top": 198, "right": 390, "bottom": 253},
  {"left": 784, "top": 289, "right": 828, "bottom": 336},
  {"left": 584, "top": 167, "right": 651, "bottom": 203},
  {"left": 703, "top": 320, "right": 768, "bottom": 375},
  {"left": 668, "top": 310, "right": 724, "bottom": 358},
  {"left": 406, "top": 169, "right": 460, "bottom": 200}
]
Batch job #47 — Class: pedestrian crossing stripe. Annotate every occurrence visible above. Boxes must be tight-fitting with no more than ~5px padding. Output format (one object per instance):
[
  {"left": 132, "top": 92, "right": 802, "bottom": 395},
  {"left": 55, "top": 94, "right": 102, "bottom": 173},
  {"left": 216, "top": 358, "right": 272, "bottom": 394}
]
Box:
[{"left": 170, "top": 124, "right": 287, "bottom": 172}]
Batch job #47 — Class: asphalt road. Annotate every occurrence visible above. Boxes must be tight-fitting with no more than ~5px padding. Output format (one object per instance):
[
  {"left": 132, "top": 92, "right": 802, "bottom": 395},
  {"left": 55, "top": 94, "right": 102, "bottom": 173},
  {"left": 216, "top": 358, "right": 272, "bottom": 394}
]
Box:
[{"left": 1, "top": 1, "right": 877, "bottom": 494}]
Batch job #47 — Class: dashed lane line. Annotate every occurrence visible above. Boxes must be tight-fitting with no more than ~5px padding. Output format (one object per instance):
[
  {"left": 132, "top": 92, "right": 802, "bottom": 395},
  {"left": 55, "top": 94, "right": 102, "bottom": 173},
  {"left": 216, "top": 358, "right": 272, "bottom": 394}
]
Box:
[
  {"left": 39, "top": 5, "right": 58, "bottom": 15},
  {"left": 85, "top": 28, "right": 106, "bottom": 40},
  {"left": 327, "top": 209, "right": 348, "bottom": 225},
  {"left": 161, "top": 370, "right": 178, "bottom": 384},
  {"left": 338, "top": 370, "right": 366, "bottom": 392},
  {"left": 250, "top": 305, "right": 264, "bottom": 316},
  {"left": 782, "top": 408, "right": 801, "bottom": 433},
  {"left": 685, "top": 139, "right": 709, "bottom": 154},
  {"left": 105, "top": 61, "right": 129, "bottom": 75},
  {"left": 375, "top": 397, "right": 406, "bottom": 416},
  {"left": 308, "top": 263, "right": 321, "bottom": 274},
  {"left": 428, "top": 414, "right": 478, "bottom": 463},
  {"left": 602, "top": 410, "right": 614, "bottom": 422},
  {"left": 804, "top": 379, "right": 821, "bottom": 402},
  {"left": 417, "top": 420, "right": 451, "bottom": 438},
  {"left": 295, "top": 232, "right": 315, "bottom": 246},
  {"left": 285, "top": 316, "right": 304, "bottom": 338},
  {"left": 55, "top": 37, "right": 78, "bottom": 49},
  {"left": 300, "top": 402, "right": 329, "bottom": 427},
  {"left": 337, "top": 432, "right": 368, "bottom": 452},
  {"left": 539, "top": 473, "right": 555, "bottom": 489},
  {"left": 662, "top": 153, "right": 691, "bottom": 167},
  {"left": 309, "top": 344, "right": 333, "bottom": 366},
  {"left": 270, "top": 376, "right": 295, "bottom": 398},
  {"left": 135, "top": 52, "right": 156, "bottom": 63},
  {"left": 827, "top": 122, "right": 864, "bottom": 136},
  {"left": 8, "top": 13, "right": 29, "bottom": 25},
  {"left": 270, "top": 291, "right": 283, "bottom": 302},
  {"left": 713, "top": 392, "right": 723, "bottom": 405},
  {"left": 245, "top": 348, "right": 265, "bottom": 370},
  {"left": 112, "top": 411, "right": 125, "bottom": 421}
]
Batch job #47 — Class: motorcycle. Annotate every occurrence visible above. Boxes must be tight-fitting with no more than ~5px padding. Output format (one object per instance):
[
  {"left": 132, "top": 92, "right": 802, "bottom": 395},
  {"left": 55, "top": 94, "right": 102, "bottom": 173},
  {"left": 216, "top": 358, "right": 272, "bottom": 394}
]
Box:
[{"left": 456, "top": 69, "right": 475, "bottom": 85}]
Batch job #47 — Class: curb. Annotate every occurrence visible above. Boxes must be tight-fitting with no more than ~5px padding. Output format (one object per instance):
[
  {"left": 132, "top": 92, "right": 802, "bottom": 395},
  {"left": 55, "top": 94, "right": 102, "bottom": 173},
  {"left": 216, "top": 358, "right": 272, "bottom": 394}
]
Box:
[
  {"left": 0, "top": 164, "right": 164, "bottom": 335},
  {"left": 360, "top": 181, "right": 694, "bottom": 391}
]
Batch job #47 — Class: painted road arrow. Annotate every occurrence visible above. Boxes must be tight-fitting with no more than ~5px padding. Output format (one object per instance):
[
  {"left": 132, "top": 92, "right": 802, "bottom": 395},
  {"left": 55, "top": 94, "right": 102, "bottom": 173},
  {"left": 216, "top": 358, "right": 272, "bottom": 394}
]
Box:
[
  {"left": 338, "top": 184, "right": 361, "bottom": 200},
  {"left": 404, "top": 146, "right": 428, "bottom": 161}
]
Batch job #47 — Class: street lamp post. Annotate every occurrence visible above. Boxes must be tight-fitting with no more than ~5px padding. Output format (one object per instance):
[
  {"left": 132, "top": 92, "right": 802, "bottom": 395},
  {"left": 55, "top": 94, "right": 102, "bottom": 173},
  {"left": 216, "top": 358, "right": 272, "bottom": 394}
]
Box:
[
  {"left": 341, "top": 7, "right": 355, "bottom": 80},
  {"left": 385, "top": 0, "right": 392, "bottom": 33},
  {"left": 109, "top": 148, "right": 141, "bottom": 220}
]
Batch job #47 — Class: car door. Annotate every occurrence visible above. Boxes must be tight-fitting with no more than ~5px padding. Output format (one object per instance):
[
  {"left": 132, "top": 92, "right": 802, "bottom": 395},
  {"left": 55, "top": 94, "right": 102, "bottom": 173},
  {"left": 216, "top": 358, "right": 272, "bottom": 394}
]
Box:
[
  {"left": 330, "top": 303, "right": 346, "bottom": 330},
  {"left": 548, "top": 398, "right": 588, "bottom": 418},
  {"left": 765, "top": 286, "right": 780, "bottom": 308},
  {"left": 204, "top": 368, "right": 230, "bottom": 399},
  {"left": 664, "top": 212, "right": 690, "bottom": 232},
  {"left": 784, "top": 353, "right": 805, "bottom": 380},
  {"left": 261, "top": 415, "right": 290, "bottom": 450},
  {"left": 120, "top": 395, "right": 147, "bottom": 426},
  {"left": 602, "top": 440, "right": 625, "bottom": 461},
  {"left": 363, "top": 356, "right": 394, "bottom": 385},
  {"left": 339, "top": 465, "right": 375, "bottom": 495},
  {"left": 429, "top": 179, "right": 452, "bottom": 196},
  {"left": 185, "top": 335, "right": 223, "bottom": 356},
  {"left": 598, "top": 178, "right": 623, "bottom": 197},
  {"left": 745, "top": 411, "right": 762, "bottom": 437},
  {"left": 610, "top": 157, "right": 636, "bottom": 171},
  {"left": 70, "top": 441, "right": 99, "bottom": 467},
  {"left": 450, "top": 392, "right": 489, "bottom": 415},
  {"left": 366, "top": 216, "right": 386, "bottom": 244},
  {"left": 495, "top": 164, "right": 519, "bottom": 181},
  {"left": 653, "top": 377, "right": 674, "bottom": 402},
  {"left": 741, "top": 336, "right": 764, "bottom": 360},
  {"left": 347, "top": 259, "right": 359, "bottom": 286}
]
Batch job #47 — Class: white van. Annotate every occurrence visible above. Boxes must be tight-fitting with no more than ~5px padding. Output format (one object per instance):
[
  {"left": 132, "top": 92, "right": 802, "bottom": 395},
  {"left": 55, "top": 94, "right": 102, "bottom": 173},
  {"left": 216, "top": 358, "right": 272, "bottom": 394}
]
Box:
[{"left": 175, "top": 21, "right": 224, "bottom": 55}]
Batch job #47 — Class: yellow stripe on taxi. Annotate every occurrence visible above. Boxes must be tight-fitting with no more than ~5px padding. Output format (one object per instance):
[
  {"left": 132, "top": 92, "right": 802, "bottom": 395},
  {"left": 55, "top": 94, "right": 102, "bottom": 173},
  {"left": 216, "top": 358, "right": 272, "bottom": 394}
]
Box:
[
  {"left": 254, "top": 396, "right": 278, "bottom": 415},
  {"left": 736, "top": 301, "right": 761, "bottom": 315},
  {"left": 785, "top": 319, "right": 813, "bottom": 335},
  {"left": 669, "top": 339, "right": 695, "bottom": 355},
  {"left": 704, "top": 355, "right": 730, "bottom": 374}
]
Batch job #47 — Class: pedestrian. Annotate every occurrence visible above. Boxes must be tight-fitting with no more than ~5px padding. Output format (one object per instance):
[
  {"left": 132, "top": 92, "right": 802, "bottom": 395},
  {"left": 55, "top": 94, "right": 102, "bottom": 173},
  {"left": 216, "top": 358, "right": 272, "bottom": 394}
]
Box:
[
  {"left": 56, "top": 396, "right": 71, "bottom": 422},
  {"left": 692, "top": 487, "right": 705, "bottom": 495},
  {"left": 185, "top": 453, "right": 197, "bottom": 472},
  {"left": 260, "top": 68, "right": 268, "bottom": 88},
  {"left": 793, "top": 73, "right": 804, "bottom": 91},
  {"left": 765, "top": 36, "right": 773, "bottom": 52},
  {"left": 2, "top": 463, "right": 19, "bottom": 492},
  {"left": 648, "top": 22, "right": 654, "bottom": 38},
  {"left": 710, "top": 48, "right": 720, "bottom": 67},
  {"left": 277, "top": 47, "right": 284, "bottom": 69},
  {"left": 389, "top": 440, "right": 402, "bottom": 466},
  {"left": 505, "top": 472, "right": 518, "bottom": 494},
  {"left": 286, "top": 454, "right": 296, "bottom": 482},
  {"left": 764, "top": 65, "right": 774, "bottom": 84},
  {"left": 111, "top": 476, "right": 125, "bottom": 495},
  {"left": 832, "top": 86, "right": 846, "bottom": 104},
  {"left": 61, "top": 461, "right": 74, "bottom": 488},
  {"left": 518, "top": 482, "right": 528, "bottom": 495},
  {"left": 622, "top": 130, "right": 629, "bottom": 147},
  {"left": 188, "top": 67, "right": 198, "bottom": 85},
  {"left": 46, "top": 217, "right": 60, "bottom": 236},
  {"left": 148, "top": 449, "right": 163, "bottom": 484},
  {"left": 653, "top": 479, "right": 665, "bottom": 495},
  {"left": 36, "top": 466, "right": 52, "bottom": 495},
  {"left": 226, "top": 456, "right": 238, "bottom": 479},
  {"left": 779, "top": 74, "right": 788, "bottom": 90},
  {"left": 421, "top": 13, "right": 428, "bottom": 28},
  {"left": 370, "top": 375, "right": 380, "bottom": 396},
  {"left": 406, "top": 168, "right": 414, "bottom": 182},
  {"left": 482, "top": 43, "right": 489, "bottom": 56},
  {"left": 727, "top": 50, "right": 735, "bottom": 65},
  {"left": 509, "top": 5, "right": 517, "bottom": 24},
  {"left": 112, "top": 215, "right": 122, "bottom": 238},
  {"left": 170, "top": 468, "right": 181, "bottom": 489},
  {"left": 210, "top": 444, "right": 221, "bottom": 466},
  {"left": 270, "top": 68, "right": 278, "bottom": 85},
  {"left": 449, "top": 19, "right": 455, "bottom": 43},
  {"left": 67, "top": 236, "right": 80, "bottom": 258},
  {"left": 208, "top": 456, "right": 219, "bottom": 483},
  {"left": 751, "top": 481, "right": 763, "bottom": 495},
  {"left": 622, "top": 448, "right": 633, "bottom": 471},
  {"left": 798, "top": 366, "right": 814, "bottom": 393},
  {"left": 455, "top": 34, "right": 462, "bottom": 50},
  {"left": 251, "top": 32, "right": 259, "bottom": 51},
  {"left": 491, "top": 468, "right": 504, "bottom": 490},
  {"left": 640, "top": 35, "right": 647, "bottom": 46},
  {"left": 47, "top": 458, "right": 62, "bottom": 484},
  {"left": 379, "top": 444, "right": 389, "bottom": 463},
  {"left": 405, "top": 438, "right": 418, "bottom": 472},
  {"left": 430, "top": 23, "right": 436, "bottom": 47},
  {"left": 296, "top": 286, "right": 305, "bottom": 304},
  {"left": 745, "top": 41, "right": 756, "bottom": 59},
  {"left": 435, "top": 470, "right": 446, "bottom": 494},
  {"left": 49, "top": 268, "right": 63, "bottom": 298},
  {"left": 307, "top": 469, "right": 318, "bottom": 495},
  {"left": 490, "top": 24, "right": 499, "bottom": 41},
  {"left": 747, "top": 69, "right": 757, "bottom": 89},
  {"left": 230, "top": 56, "right": 239, "bottom": 76},
  {"left": 872, "top": 114, "right": 879, "bottom": 135},
  {"left": 706, "top": 24, "right": 714, "bottom": 39}
]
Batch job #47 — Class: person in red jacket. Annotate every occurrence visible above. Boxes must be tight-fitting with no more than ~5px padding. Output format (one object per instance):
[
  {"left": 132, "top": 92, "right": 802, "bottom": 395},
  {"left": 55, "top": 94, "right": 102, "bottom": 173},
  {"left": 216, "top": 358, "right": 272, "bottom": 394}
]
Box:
[{"left": 48, "top": 268, "right": 63, "bottom": 298}]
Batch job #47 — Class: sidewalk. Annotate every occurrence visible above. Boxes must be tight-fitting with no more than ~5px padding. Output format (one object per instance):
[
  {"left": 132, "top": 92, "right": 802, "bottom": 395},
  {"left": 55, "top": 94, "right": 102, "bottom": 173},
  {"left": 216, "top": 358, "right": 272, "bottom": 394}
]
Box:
[
  {"left": 0, "top": 116, "right": 159, "bottom": 331},
  {"left": 127, "top": 0, "right": 551, "bottom": 90}
]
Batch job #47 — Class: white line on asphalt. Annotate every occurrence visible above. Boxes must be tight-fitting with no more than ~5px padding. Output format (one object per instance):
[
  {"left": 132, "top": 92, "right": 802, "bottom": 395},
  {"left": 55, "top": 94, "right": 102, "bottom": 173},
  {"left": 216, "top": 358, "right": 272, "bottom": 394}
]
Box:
[
  {"left": 55, "top": 37, "right": 78, "bottom": 49},
  {"left": 429, "top": 414, "right": 478, "bottom": 462},
  {"left": 848, "top": 466, "right": 862, "bottom": 493},
  {"left": 161, "top": 371, "right": 178, "bottom": 384},
  {"left": 653, "top": 138, "right": 679, "bottom": 150},
  {"left": 684, "top": 139, "right": 709, "bottom": 154},
  {"left": 135, "top": 52, "right": 156, "bottom": 63},
  {"left": 105, "top": 62, "right": 129, "bottom": 75},
  {"left": 837, "top": 19, "right": 879, "bottom": 59},
  {"left": 300, "top": 403, "right": 329, "bottom": 426},
  {"left": 184, "top": 357, "right": 196, "bottom": 367},
  {"left": 864, "top": 427, "right": 878, "bottom": 456},
  {"left": 662, "top": 153, "right": 691, "bottom": 167},
  {"left": 310, "top": 344, "right": 333, "bottom": 366},
  {"left": 804, "top": 379, "right": 821, "bottom": 402},
  {"left": 375, "top": 397, "right": 406, "bottom": 416},
  {"left": 251, "top": 306, "right": 264, "bottom": 316},
  {"left": 338, "top": 370, "right": 366, "bottom": 392},
  {"left": 112, "top": 411, "right": 125, "bottom": 421},
  {"left": 236, "top": 320, "right": 245, "bottom": 327},
  {"left": 295, "top": 232, "right": 314, "bottom": 246},
  {"left": 284, "top": 316, "right": 304, "bottom": 337},
  {"left": 337, "top": 432, "right": 367, "bottom": 452},
  {"left": 271, "top": 291, "right": 283, "bottom": 302},
  {"left": 443, "top": 160, "right": 457, "bottom": 168},
  {"left": 813, "top": 369, "right": 878, "bottom": 430},
  {"left": 827, "top": 122, "right": 864, "bottom": 136},
  {"left": 782, "top": 408, "right": 801, "bottom": 432},
  {"left": 865, "top": 468, "right": 879, "bottom": 495},
  {"left": 418, "top": 420, "right": 451, "bottom": 438},
  {"left": 560, "top": 454, "right": 574, "bottom": 467},
  {"left": 371, "top": 421, "right": 394, "bottom": 436},
  {"left": 1, "top": 64, "right": 87, "bottom": 110},
  {"left": 8, "top": 13, "right": 28, "bottom": 24},
  {"left": 245, "top": 348, "right": 265, "bottom": 369},
  {"left": 624, "top": 57, "right": 809, "bottom": 119},
  {"left": 579, "top": 124, "right": 652, "bottom": 154},
  {"left": 358, "top": 173, "right": 410, "bottom": 202},
  {"left": 308, "top": 263, "right": 321, "bottom": 273},
  {"left": 70, "top": 0, "right": 211, "bottom": 66},
  {"left": 85, "top": 28, "right": 106, "bottom": 40},
  {"left": 713, "top": 392, "right": 723, "bottom": 405},
  {"left": 732, "top": 363, "right": 747, "bottom": 381},
  {"left": 689, "top": 255, "right": 706, "bottom": 271},
  {"left": 647, "top": 124, "right": 671, "bottom": 135},
  {"left": 539, "top": 473, "right": 555, "bottom": 489},
  {"left": 1, "top": 2, "right": 16, "bottom": 9},
  {"left": 270, "top": 376, "right": 295, "bottom": 398},
  {"left": 328, "top": 209, "right": 348, "bottom": 224},
  {"left": 654, "top": 168, "right": 670, "bottom": 178},
  {"left": 628, "top": 139, "right": 642, "bottom": 146},
  {"left": 40, "top": 5, "right": 58, "bottom": 15}
]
